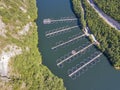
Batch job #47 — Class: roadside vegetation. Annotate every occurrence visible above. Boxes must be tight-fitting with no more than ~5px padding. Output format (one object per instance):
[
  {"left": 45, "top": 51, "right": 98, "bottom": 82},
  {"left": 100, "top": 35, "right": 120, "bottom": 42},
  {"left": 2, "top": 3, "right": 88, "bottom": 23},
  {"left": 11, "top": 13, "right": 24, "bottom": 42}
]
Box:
[
  {"left": 0, "top": 0, "right": 66, "bottom": 90},
  {"left": 94, "top": 0, "right": 120, "bottom": 23},
  {"left": 72, "top": 0, "right": 120, "bottom": 69}
]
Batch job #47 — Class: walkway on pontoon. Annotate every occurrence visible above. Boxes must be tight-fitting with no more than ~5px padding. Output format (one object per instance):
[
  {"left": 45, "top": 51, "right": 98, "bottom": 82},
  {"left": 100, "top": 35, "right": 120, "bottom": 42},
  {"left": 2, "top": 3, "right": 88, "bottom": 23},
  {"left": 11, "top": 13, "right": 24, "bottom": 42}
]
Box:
[
  {"left": 43, "top": 17, "right": 77, "bottom": 24},
  {"left": 45, "top": 26, "right": 79, "bottom": 37},
  {"left": 68, "top": 53, "right": 102, "bottom": 77},
  {"left": 57, "top": 43, "right": 94, "bottom": 66},
  {"left": 52, "top": 34, "right": 86, "bottom": 50}
]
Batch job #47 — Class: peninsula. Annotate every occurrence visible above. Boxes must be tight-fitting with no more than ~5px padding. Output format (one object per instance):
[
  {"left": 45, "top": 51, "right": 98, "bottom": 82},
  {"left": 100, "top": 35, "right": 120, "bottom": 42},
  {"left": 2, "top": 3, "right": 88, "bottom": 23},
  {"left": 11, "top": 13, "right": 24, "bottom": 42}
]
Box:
[{"left": 72, "top": 0, "right": 120, "bottom": 69}]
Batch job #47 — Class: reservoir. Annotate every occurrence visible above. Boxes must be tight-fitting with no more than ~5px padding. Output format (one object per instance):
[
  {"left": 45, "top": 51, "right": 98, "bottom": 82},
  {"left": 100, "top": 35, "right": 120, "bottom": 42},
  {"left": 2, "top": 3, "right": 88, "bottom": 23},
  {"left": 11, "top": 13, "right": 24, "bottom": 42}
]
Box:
[{"left": 36, "top": 0, "right": 120, "bottom": 90}]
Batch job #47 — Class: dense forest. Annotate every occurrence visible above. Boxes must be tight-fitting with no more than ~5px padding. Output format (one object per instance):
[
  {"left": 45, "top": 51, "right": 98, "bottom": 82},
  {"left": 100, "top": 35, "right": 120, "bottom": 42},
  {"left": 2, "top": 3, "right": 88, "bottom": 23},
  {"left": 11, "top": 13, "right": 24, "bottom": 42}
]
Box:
[
  {"left": 72, "top": 0, "right": 120, "bottom": 69},
  {"left": 94, "top": 0, "right": 120, "bottom": 23},
  {"left": 0, "top": 0, "right": 65, "bottom": 90}
]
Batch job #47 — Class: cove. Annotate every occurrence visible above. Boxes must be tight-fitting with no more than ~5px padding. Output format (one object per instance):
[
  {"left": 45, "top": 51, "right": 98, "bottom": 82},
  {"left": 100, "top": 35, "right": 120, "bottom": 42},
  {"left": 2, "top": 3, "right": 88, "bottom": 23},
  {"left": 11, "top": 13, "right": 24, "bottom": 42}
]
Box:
[{"left": 36, "top": 0, "right": 120, "bottom": 90}]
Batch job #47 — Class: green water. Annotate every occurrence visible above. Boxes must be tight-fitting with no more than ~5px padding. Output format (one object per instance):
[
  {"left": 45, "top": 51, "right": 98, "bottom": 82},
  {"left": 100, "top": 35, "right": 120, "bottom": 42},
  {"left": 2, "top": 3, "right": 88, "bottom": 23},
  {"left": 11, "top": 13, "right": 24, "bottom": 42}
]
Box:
[{"left": 36, "top": 0, "right": 120, "bottom": 90}]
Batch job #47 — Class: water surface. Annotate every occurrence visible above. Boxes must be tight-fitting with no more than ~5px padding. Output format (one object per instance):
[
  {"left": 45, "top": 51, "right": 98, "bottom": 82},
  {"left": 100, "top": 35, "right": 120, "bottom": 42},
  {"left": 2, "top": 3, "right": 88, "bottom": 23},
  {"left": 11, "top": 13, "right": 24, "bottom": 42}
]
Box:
[{"left": 36, "top": 0, "right": 120, "bottom": 90}]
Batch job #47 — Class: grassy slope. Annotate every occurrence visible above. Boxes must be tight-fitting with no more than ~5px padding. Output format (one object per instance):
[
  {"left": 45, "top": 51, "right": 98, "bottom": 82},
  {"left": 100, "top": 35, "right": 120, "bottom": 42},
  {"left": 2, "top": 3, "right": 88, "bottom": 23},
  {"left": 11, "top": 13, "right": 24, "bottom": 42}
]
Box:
[
  {"left": 0, "top": 0, "right": 66, "bottom": 90},
  {"left": 94, "top": 0, "right": 120, "bottom": 22},
  {"left": 72, "top": 0, "right": 120, "bottom": 69}
]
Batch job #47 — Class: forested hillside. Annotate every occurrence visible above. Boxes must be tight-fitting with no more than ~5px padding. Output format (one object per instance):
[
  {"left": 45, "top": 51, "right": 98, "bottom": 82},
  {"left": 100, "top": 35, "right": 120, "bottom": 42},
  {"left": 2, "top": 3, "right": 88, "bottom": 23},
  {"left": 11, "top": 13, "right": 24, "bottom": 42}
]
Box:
[
  {"left": 94, "top": 0, "right": 120, "bottom": 22},
  {"left": 0, "top": 0, "right": 65, "bottom": 90}
]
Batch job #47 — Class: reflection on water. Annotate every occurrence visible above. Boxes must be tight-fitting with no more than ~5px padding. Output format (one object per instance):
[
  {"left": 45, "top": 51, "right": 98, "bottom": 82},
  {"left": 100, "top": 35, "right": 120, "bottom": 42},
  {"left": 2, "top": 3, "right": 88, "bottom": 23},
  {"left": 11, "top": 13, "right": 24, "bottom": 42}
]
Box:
[{"left": 36, "top": 0, "right": 120, "bottom": 90}]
